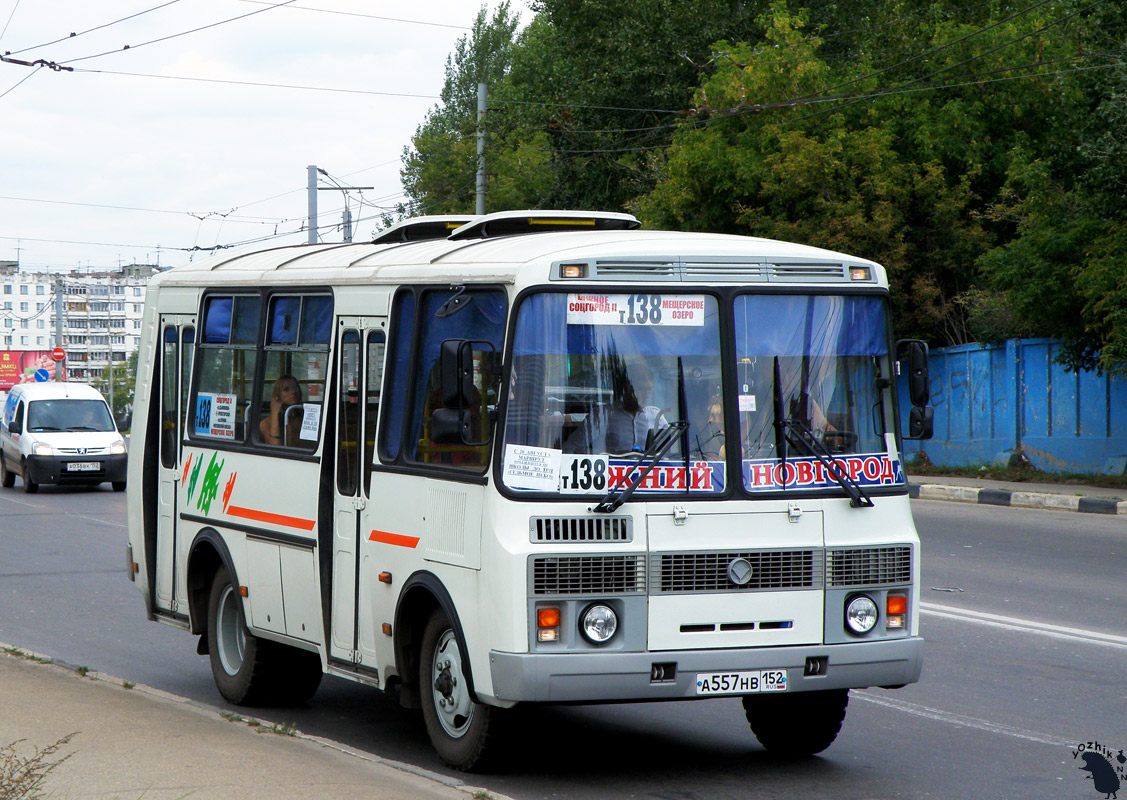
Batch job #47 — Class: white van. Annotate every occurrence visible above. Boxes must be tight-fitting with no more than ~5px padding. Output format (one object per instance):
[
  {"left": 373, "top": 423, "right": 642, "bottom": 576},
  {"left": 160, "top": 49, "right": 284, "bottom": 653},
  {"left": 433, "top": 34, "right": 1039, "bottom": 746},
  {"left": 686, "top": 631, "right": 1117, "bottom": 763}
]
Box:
[{"left": 0, "top": 382, "right": 127, "bottom": 493}]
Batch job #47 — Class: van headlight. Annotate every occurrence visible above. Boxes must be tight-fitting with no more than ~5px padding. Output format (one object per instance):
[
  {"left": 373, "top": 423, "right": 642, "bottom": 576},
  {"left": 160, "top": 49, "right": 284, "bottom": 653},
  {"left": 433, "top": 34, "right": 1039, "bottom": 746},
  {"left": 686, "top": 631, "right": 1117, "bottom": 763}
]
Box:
[
  {"left": 33, "top": 443, "right": 52, "bottom": 456},
  {"left": 110, "top": 442, "right": 126, "bottom": 455}
]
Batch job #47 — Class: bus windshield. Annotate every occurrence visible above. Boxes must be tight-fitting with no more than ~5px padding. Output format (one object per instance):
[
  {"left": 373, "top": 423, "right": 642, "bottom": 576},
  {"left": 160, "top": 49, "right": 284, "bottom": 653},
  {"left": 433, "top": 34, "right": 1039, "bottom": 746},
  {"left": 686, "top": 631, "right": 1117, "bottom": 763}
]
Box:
[
  {"left": 733, "top": 294, "right": 903, "bottom": 492},
  {"left": 501, "top": 292, "right": 725, "bottom": 496}
]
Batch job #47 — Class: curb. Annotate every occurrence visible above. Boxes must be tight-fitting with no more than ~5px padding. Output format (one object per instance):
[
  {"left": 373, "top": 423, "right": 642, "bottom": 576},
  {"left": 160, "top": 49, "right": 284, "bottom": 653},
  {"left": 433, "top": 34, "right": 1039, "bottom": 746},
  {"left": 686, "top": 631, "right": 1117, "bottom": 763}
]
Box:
[
  {"left": 0, "top": 642, "right": 517, "bottom": 800},
  {"left": 908, "top": 483, "right": 1127, "bottom": 515}
]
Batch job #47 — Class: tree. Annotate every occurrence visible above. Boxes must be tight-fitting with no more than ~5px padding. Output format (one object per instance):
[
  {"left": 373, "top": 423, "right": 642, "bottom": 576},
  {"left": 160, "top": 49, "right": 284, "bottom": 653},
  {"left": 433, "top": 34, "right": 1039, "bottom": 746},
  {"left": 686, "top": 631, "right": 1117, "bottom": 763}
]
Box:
[
  {"left": 92, "top": 350, "right": 137, "bottom": 428},
  {"left": 399, "top": 3, "right": 546, "bottom": 215}
]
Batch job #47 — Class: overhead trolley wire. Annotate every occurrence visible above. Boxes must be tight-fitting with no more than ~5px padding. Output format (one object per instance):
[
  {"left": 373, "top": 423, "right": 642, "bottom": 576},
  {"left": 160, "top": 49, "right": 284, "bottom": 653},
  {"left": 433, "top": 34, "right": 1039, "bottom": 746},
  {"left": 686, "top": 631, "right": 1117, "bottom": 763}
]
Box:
[{"left": 3, "top": 0, "right": 181, "bottom": 57}]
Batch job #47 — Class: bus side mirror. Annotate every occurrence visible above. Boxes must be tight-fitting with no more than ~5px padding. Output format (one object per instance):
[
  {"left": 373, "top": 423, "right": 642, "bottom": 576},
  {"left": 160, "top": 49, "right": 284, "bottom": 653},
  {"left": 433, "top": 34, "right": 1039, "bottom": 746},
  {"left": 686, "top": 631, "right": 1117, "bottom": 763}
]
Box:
[
  {"left": 897, "top": 339, "right": 930, "bottom": 407},
  {"left": 907, "top": 405, "right": 933, "bottom": 440},
  {"left": 430, "top": 407, "right": 474, "bottom": 444},
  {"left": 897, "top": 339, "right": 933, "bottom": 440},
  {"left": 440, "top": 339, "right": 474, "bottom": 409}
]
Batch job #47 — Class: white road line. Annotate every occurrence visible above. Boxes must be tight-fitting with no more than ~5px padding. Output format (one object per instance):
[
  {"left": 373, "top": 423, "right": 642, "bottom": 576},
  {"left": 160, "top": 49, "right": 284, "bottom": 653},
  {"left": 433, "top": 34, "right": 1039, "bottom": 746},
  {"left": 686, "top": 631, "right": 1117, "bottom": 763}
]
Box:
[
  {"left": 921, "top": 602, "right": 1127, "bottom": 650},
  {"left": 0, "top": 496, "right": 46, "bottom": 509},
  {"left": 854, "top": 691, "right": 1074, "bottom": 747}
]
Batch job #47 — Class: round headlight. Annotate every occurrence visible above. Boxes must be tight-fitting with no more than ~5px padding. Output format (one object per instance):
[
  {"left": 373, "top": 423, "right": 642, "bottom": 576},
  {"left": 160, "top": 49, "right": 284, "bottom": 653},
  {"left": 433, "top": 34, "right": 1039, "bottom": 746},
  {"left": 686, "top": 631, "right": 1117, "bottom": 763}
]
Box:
[
  {"left": 845, "top": 595, "right": 878, "bottom": 635},
  {"left": 580, "top": 604, "right": 618, "bottom": 644}
]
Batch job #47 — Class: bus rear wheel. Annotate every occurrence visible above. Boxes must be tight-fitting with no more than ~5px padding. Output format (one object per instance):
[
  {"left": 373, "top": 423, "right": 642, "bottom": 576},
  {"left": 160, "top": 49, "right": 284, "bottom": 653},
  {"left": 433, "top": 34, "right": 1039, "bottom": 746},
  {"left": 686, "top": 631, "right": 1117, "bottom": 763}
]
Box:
[
  {"left": 742, "top": 688, "right": 849, "bottom": 757},
  {"left": 206, "top": 566, "right": 322, "bottom": 707},
  {"left": 419, "top": 609, "right": 497, "bottom": 771}
]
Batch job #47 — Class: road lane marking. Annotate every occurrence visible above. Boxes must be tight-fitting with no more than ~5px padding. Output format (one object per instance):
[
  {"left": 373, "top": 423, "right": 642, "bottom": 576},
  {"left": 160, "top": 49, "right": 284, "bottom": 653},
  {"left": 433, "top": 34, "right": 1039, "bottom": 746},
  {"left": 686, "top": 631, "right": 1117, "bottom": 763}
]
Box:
[
  {"left": 854, "top": 691, "right": 1074, "bottom": 747},
  {"left": 921, "top": 602, "right": 1127, "bottom": 650}
]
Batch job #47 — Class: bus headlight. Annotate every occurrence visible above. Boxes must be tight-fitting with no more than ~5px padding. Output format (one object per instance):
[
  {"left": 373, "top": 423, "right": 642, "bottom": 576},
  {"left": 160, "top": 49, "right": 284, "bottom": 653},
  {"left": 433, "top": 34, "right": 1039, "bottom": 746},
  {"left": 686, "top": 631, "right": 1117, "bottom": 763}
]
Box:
[
  {"left": 580, "top": 604, "right": 618, "bottom": 645},
  {"left": 845, "top": 595, "right": 878, "bottom": 635}
]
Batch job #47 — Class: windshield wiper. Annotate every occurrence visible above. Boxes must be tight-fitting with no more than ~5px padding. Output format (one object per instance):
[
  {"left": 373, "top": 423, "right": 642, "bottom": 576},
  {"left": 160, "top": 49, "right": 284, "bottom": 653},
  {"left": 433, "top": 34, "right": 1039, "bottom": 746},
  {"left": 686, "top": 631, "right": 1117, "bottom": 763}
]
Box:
[
  {"left": 772, "top": 357, "right": 873, "bottom": 509},
  {"left": 591, "top": 420, "right": 688, "bottom": 514}
]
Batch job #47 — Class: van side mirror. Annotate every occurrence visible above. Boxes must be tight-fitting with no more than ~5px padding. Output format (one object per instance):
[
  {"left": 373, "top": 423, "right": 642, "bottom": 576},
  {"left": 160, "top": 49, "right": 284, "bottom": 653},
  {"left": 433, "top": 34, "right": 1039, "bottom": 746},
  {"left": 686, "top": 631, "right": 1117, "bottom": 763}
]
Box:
[{"left": 8, "top": 419, "right": 20, "bottom": 435}]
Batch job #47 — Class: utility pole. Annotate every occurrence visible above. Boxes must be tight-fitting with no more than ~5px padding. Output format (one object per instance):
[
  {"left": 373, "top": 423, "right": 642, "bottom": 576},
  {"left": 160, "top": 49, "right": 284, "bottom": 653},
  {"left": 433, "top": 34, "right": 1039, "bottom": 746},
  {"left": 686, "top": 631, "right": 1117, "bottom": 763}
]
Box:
[
  {"left": 476, "top": 82, "right": 487, "bottom": 216},
  {"left": 313, "top": 167, "right": 372, "bottom": 243},
  {"left": 307, "top": 165, "right": 320, "bottom": 244},
  {"left": 54, "top": 274, "right": 64, "bottom": 381}
]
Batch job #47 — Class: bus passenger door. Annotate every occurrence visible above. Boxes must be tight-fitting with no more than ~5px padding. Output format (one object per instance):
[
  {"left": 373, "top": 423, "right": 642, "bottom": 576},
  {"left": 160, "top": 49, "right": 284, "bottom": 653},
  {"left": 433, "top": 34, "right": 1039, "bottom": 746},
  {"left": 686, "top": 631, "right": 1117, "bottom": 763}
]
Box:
[
  {"left": 155, "top": 318, "right": 195, "bottom": 616},
  {"left": 330, "top": 319, "right": 385, "bottom": 668}
]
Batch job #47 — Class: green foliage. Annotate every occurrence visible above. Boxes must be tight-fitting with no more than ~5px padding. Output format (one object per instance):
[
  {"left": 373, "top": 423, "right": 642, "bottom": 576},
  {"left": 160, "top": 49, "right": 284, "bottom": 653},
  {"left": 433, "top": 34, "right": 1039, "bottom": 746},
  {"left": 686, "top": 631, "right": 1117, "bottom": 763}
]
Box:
[{"left": 403, "top": 0, "right": 1127, "bottom": 372}]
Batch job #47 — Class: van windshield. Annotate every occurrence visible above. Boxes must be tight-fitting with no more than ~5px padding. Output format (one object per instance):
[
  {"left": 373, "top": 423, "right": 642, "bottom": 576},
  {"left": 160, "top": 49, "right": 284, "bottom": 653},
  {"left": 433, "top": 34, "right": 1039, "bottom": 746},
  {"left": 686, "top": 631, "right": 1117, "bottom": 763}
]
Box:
[{"left": 27, "top": 399, "right": 115, "bottom": 432}]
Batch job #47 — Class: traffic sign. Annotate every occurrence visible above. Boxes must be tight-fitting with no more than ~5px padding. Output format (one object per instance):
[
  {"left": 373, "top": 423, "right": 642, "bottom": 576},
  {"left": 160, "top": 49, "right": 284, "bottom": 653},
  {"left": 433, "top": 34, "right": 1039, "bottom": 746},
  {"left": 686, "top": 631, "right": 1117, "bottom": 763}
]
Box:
[
  {"left": 34, "top": 368, "right": 50, "bottom": 382},
  {"left": 52, "top": 347, "right": 66, "bottom": 361}
]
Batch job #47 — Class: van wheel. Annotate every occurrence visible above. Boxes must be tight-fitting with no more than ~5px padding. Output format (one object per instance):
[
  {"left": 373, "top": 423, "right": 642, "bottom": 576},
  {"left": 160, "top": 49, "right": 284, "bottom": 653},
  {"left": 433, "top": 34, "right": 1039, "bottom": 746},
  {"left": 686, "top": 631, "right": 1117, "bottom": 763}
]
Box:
[
  {"left": 112, "top": 481, "right": 126, "bottom": 492},
  {"left": 742, "top": 689, "right": 849, "bottom": 757},
  {"left": 419, "top": 609, "right": 497, "bottom": 771},
  {"left": 21, "top": 462, "right": 38, "bottom": 494},
  {"left": 0, "top": 456, "right": 13, "bottom": 488}
]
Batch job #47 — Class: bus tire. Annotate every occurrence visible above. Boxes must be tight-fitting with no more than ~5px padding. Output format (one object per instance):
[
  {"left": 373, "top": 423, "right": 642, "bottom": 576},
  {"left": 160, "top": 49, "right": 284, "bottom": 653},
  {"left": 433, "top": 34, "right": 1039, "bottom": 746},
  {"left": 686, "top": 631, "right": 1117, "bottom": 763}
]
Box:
[
  {"left": 419, "top": 609, "right": 496, "bottom": 771},
  {"left": 0, "top": 456, "right": 13, "bottom": 488},
  {"left": 742, "top": 688, "right": 849, "bottom": 757},
  {"left": 207, "top": 566, "right": 275, "bottom": 706}
]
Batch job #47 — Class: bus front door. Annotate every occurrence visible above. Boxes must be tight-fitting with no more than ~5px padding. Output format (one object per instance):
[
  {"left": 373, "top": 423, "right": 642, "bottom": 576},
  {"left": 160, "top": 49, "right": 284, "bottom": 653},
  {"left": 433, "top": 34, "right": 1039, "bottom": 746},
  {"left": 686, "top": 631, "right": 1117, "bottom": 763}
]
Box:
[
  {"left": 155, "top": 317, "right": 195, "bottom": 617},
  {"left": 329, "top": 319, "right": 385, "bottom": 672}
]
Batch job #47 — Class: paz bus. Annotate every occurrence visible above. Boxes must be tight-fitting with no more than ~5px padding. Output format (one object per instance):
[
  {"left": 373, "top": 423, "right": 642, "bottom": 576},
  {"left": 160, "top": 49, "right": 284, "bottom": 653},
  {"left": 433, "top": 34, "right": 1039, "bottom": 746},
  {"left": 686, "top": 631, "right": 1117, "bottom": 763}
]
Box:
[{"left": 126, "top": 210, "right": 933, "bottom": 770}]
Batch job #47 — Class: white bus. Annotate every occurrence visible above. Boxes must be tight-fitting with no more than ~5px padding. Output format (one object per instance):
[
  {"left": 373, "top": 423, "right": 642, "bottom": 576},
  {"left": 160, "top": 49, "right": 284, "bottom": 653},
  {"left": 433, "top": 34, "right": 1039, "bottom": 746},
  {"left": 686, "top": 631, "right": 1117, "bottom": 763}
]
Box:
[{"left": 126, "top": 210, "right": 933, "bottom": 770}]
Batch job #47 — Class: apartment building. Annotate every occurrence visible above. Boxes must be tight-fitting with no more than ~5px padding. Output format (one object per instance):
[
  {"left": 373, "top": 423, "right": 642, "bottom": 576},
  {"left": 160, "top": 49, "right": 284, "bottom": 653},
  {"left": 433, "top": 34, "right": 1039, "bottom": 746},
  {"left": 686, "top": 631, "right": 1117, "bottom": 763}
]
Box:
[{"left": 0, "top": 261, "right": 158, "bottom": 385}]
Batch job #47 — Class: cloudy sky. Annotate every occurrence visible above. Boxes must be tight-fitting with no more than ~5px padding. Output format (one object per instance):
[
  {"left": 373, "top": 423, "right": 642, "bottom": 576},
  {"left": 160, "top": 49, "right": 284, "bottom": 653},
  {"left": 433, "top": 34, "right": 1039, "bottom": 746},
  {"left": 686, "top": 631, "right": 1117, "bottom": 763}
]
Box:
[{"left": 0, "top": 0, "right": 513, "bottom": 272}]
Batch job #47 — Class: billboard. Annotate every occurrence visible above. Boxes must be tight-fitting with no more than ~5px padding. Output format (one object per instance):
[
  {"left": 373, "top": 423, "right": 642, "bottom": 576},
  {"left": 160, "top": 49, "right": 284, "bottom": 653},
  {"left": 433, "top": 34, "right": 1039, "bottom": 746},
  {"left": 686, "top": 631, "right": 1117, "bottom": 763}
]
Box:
[{"left": 0, "top": 351, "right": 67, "bottom": 390}]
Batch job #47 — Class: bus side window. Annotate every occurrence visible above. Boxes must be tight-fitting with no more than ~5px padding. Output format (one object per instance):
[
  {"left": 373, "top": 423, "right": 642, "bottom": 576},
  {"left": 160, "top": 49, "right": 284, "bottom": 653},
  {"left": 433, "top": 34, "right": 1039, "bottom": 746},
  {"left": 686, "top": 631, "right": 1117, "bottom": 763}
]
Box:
[
  {"left": 407, "top": 288, "right": 505, "bottom": 470},
  {"left": 253, "top": 293, "right": 332, "bottom": 451},
  {"left": 193, "top": 295, "right": 260, "bottom": 442}
]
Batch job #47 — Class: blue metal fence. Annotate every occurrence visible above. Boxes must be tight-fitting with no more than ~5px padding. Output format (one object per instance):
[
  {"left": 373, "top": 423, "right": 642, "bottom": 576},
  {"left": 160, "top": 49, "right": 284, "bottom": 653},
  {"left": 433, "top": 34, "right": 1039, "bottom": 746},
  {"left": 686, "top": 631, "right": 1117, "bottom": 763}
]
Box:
[{"left": 898, "top": 339, "right": 1127, "bottom": 474}]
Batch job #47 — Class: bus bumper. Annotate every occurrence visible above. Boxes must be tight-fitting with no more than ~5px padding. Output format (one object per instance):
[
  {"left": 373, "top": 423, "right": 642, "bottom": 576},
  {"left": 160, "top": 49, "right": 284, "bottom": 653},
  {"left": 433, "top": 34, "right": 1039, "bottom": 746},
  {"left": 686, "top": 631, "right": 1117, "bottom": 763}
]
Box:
[
  {"left": 488, "top": 636, "right": 923, "bottom": 703},
  {"left": 26, "top": 453, "right": 128, "bottom": 485}
]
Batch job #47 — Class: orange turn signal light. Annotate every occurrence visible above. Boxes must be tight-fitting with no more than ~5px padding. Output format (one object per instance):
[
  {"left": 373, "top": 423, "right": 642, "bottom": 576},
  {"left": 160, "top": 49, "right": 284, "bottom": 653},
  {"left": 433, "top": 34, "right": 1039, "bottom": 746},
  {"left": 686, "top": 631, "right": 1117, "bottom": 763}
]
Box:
[
  {"left": 886, "top": 595, "right": 907, "bottom": 615},
  {"left": 537, "top": 608, "right": 560, "bottom": 628}
]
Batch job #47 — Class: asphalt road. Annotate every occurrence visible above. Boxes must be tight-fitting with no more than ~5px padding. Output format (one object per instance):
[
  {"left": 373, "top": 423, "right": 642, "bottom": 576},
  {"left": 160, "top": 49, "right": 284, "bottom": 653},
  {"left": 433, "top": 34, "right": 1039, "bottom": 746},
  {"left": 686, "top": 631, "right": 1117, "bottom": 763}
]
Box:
[{"left": 0, "top": 486, "right": 1124, "bottom": 799}]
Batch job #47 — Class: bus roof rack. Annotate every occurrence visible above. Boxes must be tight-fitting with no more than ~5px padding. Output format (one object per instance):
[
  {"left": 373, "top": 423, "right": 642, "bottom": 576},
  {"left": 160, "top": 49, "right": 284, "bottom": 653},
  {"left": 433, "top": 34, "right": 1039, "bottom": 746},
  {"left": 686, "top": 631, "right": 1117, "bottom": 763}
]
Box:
[
  {"left": 371, "top": 215, "right": 481, "bottom": 244},
  {"left": 447, "top": 210, "right": 641, "bottom": 240}
]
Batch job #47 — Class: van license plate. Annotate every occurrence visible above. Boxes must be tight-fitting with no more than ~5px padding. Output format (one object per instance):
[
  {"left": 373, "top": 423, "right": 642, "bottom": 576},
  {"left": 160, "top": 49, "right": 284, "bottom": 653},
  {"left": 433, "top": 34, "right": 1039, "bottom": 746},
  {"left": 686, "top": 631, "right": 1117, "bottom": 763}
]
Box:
[
  {"left": 695, "top": 669, "right": 787, "bottom": 695},
  {"left": 66, "top": 462, "right": 100, "bottom": 472}
]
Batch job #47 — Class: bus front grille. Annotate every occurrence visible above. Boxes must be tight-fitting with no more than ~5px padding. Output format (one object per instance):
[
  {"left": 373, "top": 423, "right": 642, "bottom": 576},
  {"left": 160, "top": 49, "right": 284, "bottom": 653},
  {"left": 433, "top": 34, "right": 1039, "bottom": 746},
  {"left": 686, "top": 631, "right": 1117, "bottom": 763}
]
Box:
[
  {"left": 651, "top": 549, "right": 823, "bottom": 594},
  {"left": 530, "top": 555, "right": 646, "bottom": 595},
  {"left": 826, "top": 546, "right": 912, "bottom": 587},
  {"left": 530, "top": 516, "right": 633, "bottom": 543}
]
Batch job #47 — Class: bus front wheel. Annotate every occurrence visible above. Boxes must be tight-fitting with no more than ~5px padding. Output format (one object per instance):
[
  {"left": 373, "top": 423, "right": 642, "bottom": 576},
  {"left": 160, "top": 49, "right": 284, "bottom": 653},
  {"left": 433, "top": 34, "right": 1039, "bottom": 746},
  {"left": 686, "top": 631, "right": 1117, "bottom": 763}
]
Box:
[
  {"left": 742, "top": 688, "right": 849, "bottom": 757},
  {"left": 419, "top": 609, "right": 497, "bottom": 771}
]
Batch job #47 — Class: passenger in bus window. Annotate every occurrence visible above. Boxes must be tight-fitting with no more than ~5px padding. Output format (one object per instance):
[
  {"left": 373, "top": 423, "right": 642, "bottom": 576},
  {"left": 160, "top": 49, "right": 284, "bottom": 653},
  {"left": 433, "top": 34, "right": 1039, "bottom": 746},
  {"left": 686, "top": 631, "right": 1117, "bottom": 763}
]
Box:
[
  {"left": 605, "top": 363, "right": 668, "bottom": 453},
  {"left": 260, "top": 374, "right": 303, "bottom": 446},
  {"left": 693, "top": 396, "right": 725, "bottom": 461}
]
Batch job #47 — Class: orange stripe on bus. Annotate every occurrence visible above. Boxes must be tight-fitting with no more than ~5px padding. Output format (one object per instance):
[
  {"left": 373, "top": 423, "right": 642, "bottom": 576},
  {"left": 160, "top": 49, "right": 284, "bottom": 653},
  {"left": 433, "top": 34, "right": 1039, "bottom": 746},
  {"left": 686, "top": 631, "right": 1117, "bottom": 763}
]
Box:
[
  {"left": 368, "top": 530, "right": 420, "bottom": 548},
  {"left": 226, "top": 505, "right": 316, "bottom": 531}
]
